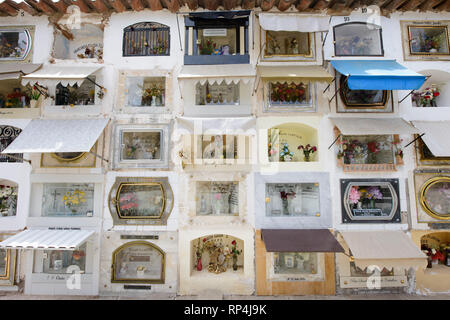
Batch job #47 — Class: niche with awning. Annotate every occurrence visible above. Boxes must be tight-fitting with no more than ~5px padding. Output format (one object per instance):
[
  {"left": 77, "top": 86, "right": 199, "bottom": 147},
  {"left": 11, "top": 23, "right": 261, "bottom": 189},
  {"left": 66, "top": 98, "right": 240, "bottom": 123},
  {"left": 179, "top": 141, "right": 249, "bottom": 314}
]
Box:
[
  {"left": 0, "top": 63, "right": 42, "bottom": 115},
  {"left": 175, "top": 116, "right": 256, "bottom": 169},
  {"left": 177, "top": 65, "right": 255, "bottom": 117},
  {"left": 330, "top": 60, "right": 426, "bottom": 113},
  {"left": 257, "top": 65, "right": 333, "bottom": 112},
  {"left": 337, "top": 231, "right": 427, "bottom": 289},
  {"left": 330, "top": 117, "right": 419, "bottom": 172},
  {"left": 256, "top": 229, "right": 343, "bottom": 296},
  {"left": 257, "top": 13, "right": 329, "bottom": 61},
  {"left": 0, "top": 118, "right": 109, "bottom": 167},
  {"left": 21, "top": 65, "right": 105, "bottom": 107},
  {"left": 0, "top": 228, "right": 97, "bottom": 295}
]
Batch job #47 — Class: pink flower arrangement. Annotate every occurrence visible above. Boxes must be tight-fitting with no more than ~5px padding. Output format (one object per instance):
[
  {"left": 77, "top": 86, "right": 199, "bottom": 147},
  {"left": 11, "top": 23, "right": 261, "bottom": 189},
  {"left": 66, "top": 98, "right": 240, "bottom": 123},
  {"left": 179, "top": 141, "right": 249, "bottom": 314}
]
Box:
[{"left": 349, "top": 186, "right": 361, "bottom": 204}]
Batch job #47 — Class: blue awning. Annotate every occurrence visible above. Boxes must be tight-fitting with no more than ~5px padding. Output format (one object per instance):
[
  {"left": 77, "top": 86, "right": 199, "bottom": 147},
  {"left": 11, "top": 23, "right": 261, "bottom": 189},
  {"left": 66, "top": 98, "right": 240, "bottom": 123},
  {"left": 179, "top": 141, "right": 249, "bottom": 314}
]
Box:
[{"left": 331, "top": 60, "right": 426, "bottom": 90}]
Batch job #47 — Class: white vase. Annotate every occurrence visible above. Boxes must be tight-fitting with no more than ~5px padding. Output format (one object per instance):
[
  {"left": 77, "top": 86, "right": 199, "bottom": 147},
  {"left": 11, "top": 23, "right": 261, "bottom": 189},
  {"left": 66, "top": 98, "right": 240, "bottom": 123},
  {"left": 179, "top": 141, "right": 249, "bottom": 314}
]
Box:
[{"left": 151, "top": 96, "right": 157, "bottom": 106}]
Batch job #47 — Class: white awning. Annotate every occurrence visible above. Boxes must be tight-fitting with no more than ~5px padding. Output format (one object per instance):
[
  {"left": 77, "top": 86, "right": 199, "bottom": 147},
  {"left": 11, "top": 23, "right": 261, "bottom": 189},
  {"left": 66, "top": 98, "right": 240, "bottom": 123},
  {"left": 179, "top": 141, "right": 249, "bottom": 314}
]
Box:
[
  {"left": 258, "top": 13, "right": 329, "bottom": 32},
  {"left": 0, "top": 229, "right": 95, "bottom": 250},
  {"left": 21, "top": 65, "right": 102, "bottom": 87},
  {"left": 0, "top": 63, "right": 42, "bottom": 81},
  {"left": 257, "top": 65, "right": 334, "bottom": 84},
  {"left": 411, "top": 121, "right": 450, "bottom": 157},
  {"left": 341, "top": 231, "right": 427, "bottom": 270},
  {"left": 178, "top": 65, "right": 255, "bottom": 85},
  {"left": 175, "top": 117, "right": 256, "bottom": 135},
  {"left": 330, "top": 117, "right": 419, "bottom": 135},
  {"left": 1, "top": 118, "right": 109, "bottom": 154}
]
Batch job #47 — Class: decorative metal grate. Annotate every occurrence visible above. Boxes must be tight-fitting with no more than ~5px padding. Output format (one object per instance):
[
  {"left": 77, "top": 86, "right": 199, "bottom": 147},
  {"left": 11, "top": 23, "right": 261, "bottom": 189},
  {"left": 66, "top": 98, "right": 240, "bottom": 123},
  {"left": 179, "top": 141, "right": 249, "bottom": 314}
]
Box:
[
  {"left": 0, "top": 126, "right": 22, "bottom": 163},
  {"left": 123, "top": 22, "right": 170, "bottom": 57}
]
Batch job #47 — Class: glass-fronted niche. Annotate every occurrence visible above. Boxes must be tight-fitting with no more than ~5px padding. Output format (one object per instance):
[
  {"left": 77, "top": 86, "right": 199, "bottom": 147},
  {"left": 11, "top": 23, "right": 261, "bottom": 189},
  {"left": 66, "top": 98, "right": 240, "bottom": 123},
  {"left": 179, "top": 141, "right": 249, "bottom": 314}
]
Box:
[
  {"left": 123, "top": 22, "right": 170, "bottom": 57},
  {"left": 415, "top": 136, "right": 450, "bottom": 166},
  {"left": 198, "top": 134, "right": 238, "bottom": 160},
  {"left": 112, "top": 242, "right": 165, "bottom": 283},
  {"left": 41, "top": 183, "right": 94, "bottom": 217},
  {"left": 195, "top": 81, "right": 239, "bottom": 105},
  {"left": 113, "top": 124, "right": 169, "bottom": 169},
  {"left": 263, "top": 31, "right": 313, "bottom": 60},
  {"left": 341, "top": 179, "right": 401, "bottom": 223},
  {"left": 40, "top": 145, "right": 97, "bottom": 168},
  {"left": 0, "top": 80, "right": 34, "bottom": 109},
  {"left": 401, "top": 21, "right": 450, "bottom": 61},
  {"left": 0, "top": 248, "right": 15, "bottom": 284},
  {"left": 126, "top": 77, "right": 165, "bottom": 107},
  {"left": 108, "top": 177, "right": 173, "bottom": 225},
  {"left": 0, "top": 180, "right": 18, "bottom": 217},
  {"left": 419, "top": 176, "right": 450, "bottom": 221},
  {"left": 268, "top": 123, "right": 318, "bottom": 162},
  {"left": 336, "top": 134, "right": 403, "bottom": 171},
  {"left": 55, "top": 77, "right": 96, "bottom": 106},
  {"left": 265, "top": 183, "right": 320, "bottom": 217},
  {"left": 336, "top": 73, "right": 392, "bottom": 113},
  {"left": 333, "top": 22, "right": 384, "bottom": 57},
  {"left": 53, "top": 24, "right": 103, "bottom": 60},
  {"left": 191, "top": 234, "right": 244, "bottom": 274},
  {"left": 196, "top": 181, "right": 239, "bottom": 216},
  {"left": 269, "top": 252, "right": 324, "bottom": 281},
  {"left": 34, "top": 244, "right": 87, "bottom": 274},
  {"left": 0, "top": 26, "right": 34, "bottom": 62},
  {"left": 184, "top": 11, "right": 250, "bottom": 65},
  {"left": 264, "top": 81, "right": 315, "bottom": 112},
  {"left": 0, "top": 126, "right": 22, "bottom": 163}
]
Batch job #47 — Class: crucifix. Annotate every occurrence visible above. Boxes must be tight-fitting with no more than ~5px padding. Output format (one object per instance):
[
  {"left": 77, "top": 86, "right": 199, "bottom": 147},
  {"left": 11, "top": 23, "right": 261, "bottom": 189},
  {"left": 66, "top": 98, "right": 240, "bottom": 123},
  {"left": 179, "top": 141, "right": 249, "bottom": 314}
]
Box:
[{"left": 51, "top": 189, "right": 60, "bottom": 210}]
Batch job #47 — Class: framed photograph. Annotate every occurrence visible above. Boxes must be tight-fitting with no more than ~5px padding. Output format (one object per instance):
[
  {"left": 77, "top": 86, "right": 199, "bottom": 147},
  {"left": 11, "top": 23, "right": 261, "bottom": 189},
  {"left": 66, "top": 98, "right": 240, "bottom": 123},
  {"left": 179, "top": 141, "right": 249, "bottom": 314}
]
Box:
[{"left": 333, "top": 22, "right": 384, "bottom": 57}]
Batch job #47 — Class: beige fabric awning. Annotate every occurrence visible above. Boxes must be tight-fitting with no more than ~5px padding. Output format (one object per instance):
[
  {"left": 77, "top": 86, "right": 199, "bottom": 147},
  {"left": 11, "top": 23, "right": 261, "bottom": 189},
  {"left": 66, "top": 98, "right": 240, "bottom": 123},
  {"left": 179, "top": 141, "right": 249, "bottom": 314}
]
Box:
[
  {"left": 0, "top": 63, "right": 42, "bottom": 81},
  {"left": 178, "top": 65, "right": 255, "bottom": 85},
  {"left": 257, "top": 65, "right": 333, "bottom": 83},
  {"left": 330, "top": 117, "right": 419, "bottom": 135},
  {"left": 411, "top": 121, "right": 450, "bottom": 157},
  {"left": 258, "top": 13, "right": 329, "bottom": 32},
  {"left": 175, "top": 117, "right": 256, "bottom": 135},
  {"left": 341, "top": 231, "right": 427, "bottom": 270},
  {"left": 21, "top": 65, "right": 102, "bottom": 87}
]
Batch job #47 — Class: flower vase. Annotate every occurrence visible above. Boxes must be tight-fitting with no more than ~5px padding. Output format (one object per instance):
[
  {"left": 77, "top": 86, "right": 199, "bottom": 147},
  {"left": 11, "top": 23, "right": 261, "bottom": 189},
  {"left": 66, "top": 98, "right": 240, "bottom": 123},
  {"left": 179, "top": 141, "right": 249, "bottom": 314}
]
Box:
[
  {"left": 30, "top": 100, "right": 37, "bottom": 108},
  {"left": 156, "top": 96, "right": 162, "bottom": 106},
  {"left": 304, "top": 153, "right": 310, "bottom": 162},
  {"left": 357, "top": 201, "right": 362, "bottom": 210},
  {"left": 196, "top": 257, "right": 202, "bottom": 271},
  {"left": 282, "top": 199, "right": 289, "bottom": 215},
  {"left": 151, "top": 96, "right": 157, "bottom": 106},
  {"left": 232, "top": 255, "right": 238, "bottom": 271},
  {"left": 369, "top": 199, "right": 376, "bottom": 209}
]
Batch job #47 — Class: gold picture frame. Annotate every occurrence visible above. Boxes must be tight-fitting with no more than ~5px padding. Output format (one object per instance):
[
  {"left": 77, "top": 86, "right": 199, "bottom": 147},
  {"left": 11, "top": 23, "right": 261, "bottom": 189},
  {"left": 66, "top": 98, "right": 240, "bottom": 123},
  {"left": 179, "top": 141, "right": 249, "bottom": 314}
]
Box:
[
  {"left": 111, "top": 241, "right": 165, "bottom": 284},
  {"left": 407, "top": 25, "right": 450, "bottom": 56},
  {"left": 41, "top": 143, "right": 98, "bottom": 168},
  {"left": 419, "top": 176, "right": 450, "bottom": 221},
  {"left": 264, "top": 31, "right": 313, "bottom": 58},
  {"left": 415, "top": 136, "right": 450, "bottom": 166}
]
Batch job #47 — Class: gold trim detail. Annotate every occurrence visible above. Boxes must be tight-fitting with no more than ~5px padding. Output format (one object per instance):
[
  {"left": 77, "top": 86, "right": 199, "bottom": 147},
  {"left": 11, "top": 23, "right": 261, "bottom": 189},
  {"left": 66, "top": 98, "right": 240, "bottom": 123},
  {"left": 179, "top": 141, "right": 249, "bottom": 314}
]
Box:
[
  {"left": 419, "top": 176, "right": 450, "bottom": 221},
  {"left": 407, "top": 25, "right": 450, "bottom": 56}
]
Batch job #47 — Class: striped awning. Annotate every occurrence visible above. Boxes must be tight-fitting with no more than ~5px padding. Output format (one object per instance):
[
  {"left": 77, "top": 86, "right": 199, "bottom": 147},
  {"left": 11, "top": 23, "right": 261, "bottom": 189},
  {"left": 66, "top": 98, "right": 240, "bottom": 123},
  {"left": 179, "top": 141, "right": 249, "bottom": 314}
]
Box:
[{"left": 0, "top": 229, "right": 95, "bottom": 250}]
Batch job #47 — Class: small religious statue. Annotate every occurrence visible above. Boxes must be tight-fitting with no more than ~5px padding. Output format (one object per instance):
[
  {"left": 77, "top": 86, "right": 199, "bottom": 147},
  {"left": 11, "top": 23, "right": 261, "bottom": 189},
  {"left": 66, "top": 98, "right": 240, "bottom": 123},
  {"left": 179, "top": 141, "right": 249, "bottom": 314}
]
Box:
[
  {"left": 207, "top": 245, "right": 227, "bottom": 274},
  {"left": 270, "top": 38, "right": 281, "bottom": 54},
  {"left": 119, "top": 262, "right": 128, "bottom": 275},
  {"left": 290, "top": 38, "right": 299, "bottom": 55},
  {"left": 222, "top": 45, "right": 230, "bottom": 55}
]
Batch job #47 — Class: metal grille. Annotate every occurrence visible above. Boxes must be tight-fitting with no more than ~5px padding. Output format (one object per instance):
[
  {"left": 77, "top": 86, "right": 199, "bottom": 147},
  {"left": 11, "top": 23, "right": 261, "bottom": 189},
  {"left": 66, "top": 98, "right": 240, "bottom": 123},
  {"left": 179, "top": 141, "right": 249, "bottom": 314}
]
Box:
[
  {"left": 123, "top": 22, "right": 170, "bottom": 57},
  {"left": 0, "top": 126, "right": 22, "bottom": 163}
]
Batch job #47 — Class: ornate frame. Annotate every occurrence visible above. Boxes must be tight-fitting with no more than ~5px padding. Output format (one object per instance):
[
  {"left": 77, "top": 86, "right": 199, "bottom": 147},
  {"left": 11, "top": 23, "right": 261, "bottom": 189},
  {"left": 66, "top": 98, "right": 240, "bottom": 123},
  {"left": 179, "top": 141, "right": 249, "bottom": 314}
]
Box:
[
  {"left": 419, "top": 176, "right": 450, "bottom": 221},
  {"left": 263, "top": 31, "right": 313, "bottom": 58},
  {"left": 407, "top": 25, "right": 450, "bottom": 56},
  {"left": 111, "top": 241, "right": 165, "bottom": 284},
  {"left": 333, "top": 22, "right": 384, "bottom": 57},
  {"left": 0, "top": 26, "right": 34, "bottom": 63}
]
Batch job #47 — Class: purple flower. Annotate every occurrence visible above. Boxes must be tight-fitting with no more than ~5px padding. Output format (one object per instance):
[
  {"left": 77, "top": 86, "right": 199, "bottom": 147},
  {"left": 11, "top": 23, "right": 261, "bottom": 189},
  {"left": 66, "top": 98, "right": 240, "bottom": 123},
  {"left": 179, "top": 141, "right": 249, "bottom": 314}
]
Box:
[{"left": 367, "top": 186, "right": 383, "bottom": 200}]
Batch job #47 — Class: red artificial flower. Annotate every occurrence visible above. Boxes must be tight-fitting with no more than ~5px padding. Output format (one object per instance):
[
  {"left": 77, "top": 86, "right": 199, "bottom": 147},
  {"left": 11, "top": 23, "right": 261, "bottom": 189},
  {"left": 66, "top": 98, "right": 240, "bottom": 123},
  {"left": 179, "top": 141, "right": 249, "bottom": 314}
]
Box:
[
  {"left": 231, "top": 240, "right": 236, "bottom": 245},
  {"left": 433, "top": 92, "right": 440, "bottom": 97},
  {"left": 203, "top": 238, "right": 206, "bottom": 242},
  {"left": 312, "top": 146, "right": 317, "bottom": 152},
  {"left": 368, "top": 141, "right": 378, "bottom": 153}
]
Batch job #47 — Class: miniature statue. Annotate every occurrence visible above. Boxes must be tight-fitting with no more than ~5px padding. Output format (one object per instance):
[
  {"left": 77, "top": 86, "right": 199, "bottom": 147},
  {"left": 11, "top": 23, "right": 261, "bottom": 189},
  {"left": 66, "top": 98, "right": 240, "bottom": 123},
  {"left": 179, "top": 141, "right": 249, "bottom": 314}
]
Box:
[
  {"left": 222, "top": 45, "right": 230, "bottom": 55},
  {"left": 290, "top": 38, "right": 299, "bottom": 54},
  {"left": 270, "top": 38, "right": 281, "bottom": 54}
]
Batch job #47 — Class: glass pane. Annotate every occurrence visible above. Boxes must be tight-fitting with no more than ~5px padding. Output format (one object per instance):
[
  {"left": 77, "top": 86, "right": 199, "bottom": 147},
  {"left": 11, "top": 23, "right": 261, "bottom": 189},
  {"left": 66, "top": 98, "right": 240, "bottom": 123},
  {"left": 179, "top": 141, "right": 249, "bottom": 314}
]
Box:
[
  {"left": 274, "top": 252, "right": 318, "bottom": 274},
  {"left": 42, "top": 183, "right": 94, "bottom": 217},
  {"left": 125, "top": 77, "right": 165, "bottom": 107},
  {"left": 196, "top": 182, "right": 239, "bottom": 216},
  {"left": 338, "top": 135, "right": 395, "bottom": 165},
  {"left": 265, "top": 31, "right": 310, "bottom": 56},
  {"left": 269, "top": 82, "right": 311, "bottom": 107},
  {"left": 423, "top": 180, "right": 450, "bottom": 217},
  {"left": 409, "top": 26, "right": 450, "bottom": 55},
  {"left": 114, "top": 244, "right": 163, "bottom": 281},
  {"left": 55, "top": 78, "right": 96, "bottom": 106},
  {"left": 200, "top": 135, "right": 237, "bottom": 159},
  {"left": 0, "top": 250, "right": 7, "bottom": 276},
  {"left": 123, "top": 22, "right": 170, "bottom": 57},
  {"left": 42, "top": 244, "right": 86, "bottom": 274},
  {"left": 0, "top": 81, "right": 31, "bottom": 109},
  {"left": 340, "top": 76, "right": 386, "bottom": 106},
  {"left": 117, "top": 183, "right": 164, "bottom": 218},
  {"left": 0, "top": 30, "right": 30, "bottom": 59},
  {"left": 0, "top": 184, "right": 18, "bottom": 217},
  {"left": 197, "top": 27, "right": 236, "bottom": 56},
  {"left": 120, "top": 131, "right": 161, "bottom": 161},
  {"left": 346, "top": 184, "right": 394, "bottom": 217},
  {"left": 53, "top": 24, "right": 103, "bottom": 59},
  {"left": 334, "top": 23, "right": 383, "bottom": 56},
  {"left": 350, "top": 262, "right": 394, "bottom": 277},
  {"left": 195, "top": 81, "right": 239, "bottom": 105},
  {"left": 265, "top": 183, "right": 320, "bottom": 217}
]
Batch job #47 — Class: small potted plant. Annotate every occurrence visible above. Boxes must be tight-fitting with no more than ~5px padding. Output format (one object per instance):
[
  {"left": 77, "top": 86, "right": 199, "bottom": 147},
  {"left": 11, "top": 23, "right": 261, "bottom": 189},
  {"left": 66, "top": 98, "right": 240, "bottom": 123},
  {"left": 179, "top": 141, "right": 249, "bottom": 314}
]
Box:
[
  {"left": 298, "top": 144, "right": 317, "bottom": 162},
  {"left": 230, "top": 240, "right": 242, "bottom": 271}
]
